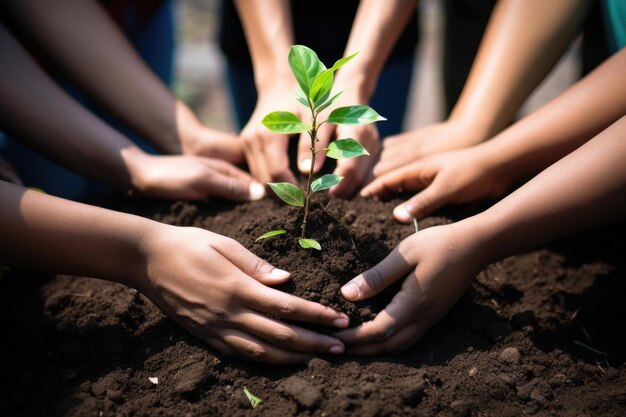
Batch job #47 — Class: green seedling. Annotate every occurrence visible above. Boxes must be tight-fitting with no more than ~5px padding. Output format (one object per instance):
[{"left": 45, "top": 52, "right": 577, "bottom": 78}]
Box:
[
  {"left": 260, "top": 45, "right": 386, "bottom": 250},
  {"left": 242, "top": 386, "right": 263, "bottom": 408}
]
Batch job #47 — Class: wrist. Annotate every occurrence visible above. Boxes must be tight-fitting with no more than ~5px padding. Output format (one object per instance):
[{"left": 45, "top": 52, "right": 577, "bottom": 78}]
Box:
[
  {"left": 120, "top": 146, "right": 153, "bottom": 196},
  {"left": 334, "top": 71, "right": 375, "bottom": 103}
]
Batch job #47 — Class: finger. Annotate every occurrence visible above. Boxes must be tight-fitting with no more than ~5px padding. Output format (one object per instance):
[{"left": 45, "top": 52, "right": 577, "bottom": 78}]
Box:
[
  {"left": 265, "top": 136, "right": 297, "bottom": 183},
  {"left": 392, "top": 182, "right": 450, "bottom": 223},
  {"left": 361, "top": 163, "right": 430, "bottom": 197},
  {"left": 236, "top": 310, "right": 345, "bottom": 354},
  {"left": 202, "top": 158, "right": 258, "bottom": 185},
  {"left": 344, "top": 323, "right": 427, "bottom": 356},
  {"left": 214, "top": 237, "right": 291, "bottom": 285},
  {"left": 340, "top": 243, "right": 412, "bottom": 301},
  {"left": 214, "top": 328, "right": 313, "bottom": 365},
  {"left": 336, "top": 283, "right": 421, "bottom": 346},
  {"left": 241, "top": 133, "right": 271, "bottom": 184},
  {"left": 329, "top": 150, "right": 375, "bottom": 198},
  {"left": 195, "top": 128, "right": 244, "bottom": 164},
  {"left": 202, "top": 171, "right": 265, "bottom": 202},
  {"left": 240, "top": 281, "right": 349, "bottom": 328}
]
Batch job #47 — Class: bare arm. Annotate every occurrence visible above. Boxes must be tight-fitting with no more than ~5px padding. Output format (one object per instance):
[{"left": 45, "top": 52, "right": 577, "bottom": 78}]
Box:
[
  {"left": 0, "top": 25, "right": 262, "bottom": 201},
  {"left": 372, "top": 0, "right": 591, "bottom": 179},
  {"left": 0, "top": 180, "right": 349, "bottom": 364},
  {"left": 0, "top": 0, "right": 241, "bottom": 161},
  {"left": 337, "top": 115, "right": 626, "bottom": 354},
  {"left": 364, "top": 48, "right": 626, "bottom": 222}
]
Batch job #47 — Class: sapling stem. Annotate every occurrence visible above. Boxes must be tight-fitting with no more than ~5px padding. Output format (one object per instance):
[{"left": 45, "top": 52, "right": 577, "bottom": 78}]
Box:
[
  {"left": 301, "top": 106, "right": 318, "bottom": 238},
  {"left": 260, "top": 45, "right": 385, "bottom": 250}
]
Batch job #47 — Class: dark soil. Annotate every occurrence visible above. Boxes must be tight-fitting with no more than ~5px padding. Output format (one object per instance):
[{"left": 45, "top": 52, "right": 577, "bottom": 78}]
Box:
[{"left": 1, "top": 195, "right": 625, "bottom": 417}]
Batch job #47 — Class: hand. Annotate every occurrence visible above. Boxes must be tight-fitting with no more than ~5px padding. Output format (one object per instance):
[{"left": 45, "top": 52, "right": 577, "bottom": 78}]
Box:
[
  {"left": 240, "top": 78, "right": 305, "bottom": 184},
  {"left": 335, "top": 224, "right": 485, "bottom": 355},
  {"left": 138, "top": 225, "right": 350, "bottom": 364},
  {"left": 361, "top": 147, "right": 507, "bottom": 223},
  {"left": 297, "top": 90, "right": 380, "bottom": 198},
  {"left": 127, "top": 151, "right": 265, "bottom": 201},
  {"left": 372, "top": 120, "right": 488, "bottom": 178}
]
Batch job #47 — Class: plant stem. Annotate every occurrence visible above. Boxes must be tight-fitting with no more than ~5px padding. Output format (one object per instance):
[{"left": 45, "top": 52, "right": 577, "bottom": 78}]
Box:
[{"left": 301, "top": 106, "right": 317, "bottom": 238}]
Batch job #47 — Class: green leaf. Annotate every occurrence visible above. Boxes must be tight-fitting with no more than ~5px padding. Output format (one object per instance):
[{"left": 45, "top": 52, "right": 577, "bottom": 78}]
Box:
[
  {"left": 242, "top": 386, "right": 263, "bottom": 408},
  {"left": 326, "top": 105, "right": 386, "bottom": 126},
  {"left": 329, "top": 51, "right": 359, "bottom": 72},
  {"left": 298, "top": 238, "right": 321, "bottom": 250},
  {"left": 268, "top": 182, "right": 305, "bottom": 206},
  {"left": 325, "top": 138, "right": 370, "bottom": 159},
  {"left": 288, "top": 45, "right": 325, "bottom": 97},
  {"left": 256, "top": 229, "right": 287, "bottom": 242},
  {"left": 295, "top": 87, "right": 310, "bottom": 107},
  {"left": 311, "top": 174, "right": 344, "bottom": 193},
  {"left": 309, "top": 69, "right": 334, "bottom": 107},
  {"left": 262, "top": 111, "right": 310, "bottom": 134},
  {"left": 315, "top": 89, "right": 345, "bottom": 112}
]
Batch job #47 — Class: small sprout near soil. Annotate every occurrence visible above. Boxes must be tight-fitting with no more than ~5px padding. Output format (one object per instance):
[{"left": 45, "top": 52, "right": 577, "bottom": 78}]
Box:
[
  {"left": 413, "top": 219, "right": 419, "bottom": 234},
  {"left": 242, "top": 386, "right": 263, "bottom": 408},
  {"left": 260, "top": 45, "right": 385, "bottom": 250},
  {"left": 256, "top": 229, "right": 287, "bottom": 242}
]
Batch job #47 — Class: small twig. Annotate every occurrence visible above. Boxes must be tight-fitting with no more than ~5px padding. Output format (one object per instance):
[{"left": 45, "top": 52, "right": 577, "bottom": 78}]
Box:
[
  {"left": 349, "top": 236, "right": 359, "bottom": 256},
  {"left": 424, "top": 378, "right": 437, "bottom": 391},
  {"left": 574, "top": 340, "right": 608, "bottom": 356}
]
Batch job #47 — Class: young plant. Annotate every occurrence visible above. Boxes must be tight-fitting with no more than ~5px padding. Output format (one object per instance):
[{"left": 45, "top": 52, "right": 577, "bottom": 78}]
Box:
[{"left": 258, "top": 45, "right": 386, "bottom": 250}]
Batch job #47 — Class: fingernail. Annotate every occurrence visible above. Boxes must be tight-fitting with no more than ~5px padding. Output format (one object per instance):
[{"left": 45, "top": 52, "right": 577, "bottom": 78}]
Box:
[
  {"left": 329, "top": 345, "right": 344, "bottom": 354},
  {"left": 299, "top": 159, "right": 312, "bottom": 171},
  {"left": 332, "top": 317, "right": 349, "bottom": 328},
  {"left": 393, "top": 204, "right": 413, "bottom": 222},
  {"left": 268, "top": 268, "right": 290, "bottom": 279},
  {"left": 249, "top": 182, "right": 265, "bottom": 200},
  {"left": 360, "top": 188, "right": 370, "bottom": 197},
  {"left": 341, "top": 282, "right": 360, "bottom": 300}
]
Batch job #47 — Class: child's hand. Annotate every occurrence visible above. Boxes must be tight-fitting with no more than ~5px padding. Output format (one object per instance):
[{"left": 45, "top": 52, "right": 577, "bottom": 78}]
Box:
[
  {"left": 138, "top": 225, "right": 349, "bottom": 364},
  {"left": 361, "top": 147, "right": 507, "bottom": 222},
  {"left": 127, "top": 152, "right": 265, "bottom": 202},
  {"left": 335, "top": 224, "right": 486, "bottom": 355},
  {"left": 372, "top": 120, "right": 487, "bottom": 178}
]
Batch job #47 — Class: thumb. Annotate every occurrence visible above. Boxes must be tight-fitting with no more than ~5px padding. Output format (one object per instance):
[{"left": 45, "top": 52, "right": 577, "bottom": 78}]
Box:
[
  {"left": 393, "top": 182, "right": 449, "bottom": 223},
  {"left": 298, "top": 122, "right": 334, "bottom": 173},
  {"left": 341, "top": 244, "right": 411, "bottom": 301}
]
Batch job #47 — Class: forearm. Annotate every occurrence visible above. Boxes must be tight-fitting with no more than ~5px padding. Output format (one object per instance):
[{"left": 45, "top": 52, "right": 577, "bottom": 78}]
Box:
[
  {"left": 234, "top": 0, "right": 294, "bottom": 89},
  {"left": 0, "top": 25, "right": 142, "bottom": 192},
  {"left": 337, "top": 0, "right": 418, "bottom": 99},
  {"left": 1, "top": 0, "right": 195, "bottom": 154},
  {"left": 450, "top": 0, "right": 590, "bottom": 140},
  {"left": 468, "top": 116, "right": 626, "bottom": 264},
  {"left": 477, "top": 49, "right": 626, "bottom": 188},
  {"left": 0, "top": 180, "right": 157, "bottom": 288}
]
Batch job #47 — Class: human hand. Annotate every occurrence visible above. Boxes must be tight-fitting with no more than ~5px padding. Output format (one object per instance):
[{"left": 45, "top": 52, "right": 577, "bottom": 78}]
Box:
[
  {"left": 335, "top": 224, "right": 486, "bottom": 355},
  {"left": 296, "top": 89, "right": 381, "bottom": 198},
  {"left": 372, "top": 120, "right": 488, "bottom": 178},
  {"left": 138, "top": 225, "right": 350, "bottom": 364},
  {"left": 240, "top": 78, "right": 305, "bottom": 184},
  {"left": 126, "top": 151, "right": 265, "bottom": 201},
  {"left": 361, "top": 147, "right": 507, "bottom": 222}
]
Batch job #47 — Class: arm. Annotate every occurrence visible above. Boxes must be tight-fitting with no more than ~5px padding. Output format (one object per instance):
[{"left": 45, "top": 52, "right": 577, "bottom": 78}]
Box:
[
  {"left": 301, "top": 0, "right": 418, "bottom": 197},
  {"left": 373, "top": 0, "right": 591, "bottom": 177},
  {"left": 337, "top": 115, "right": 626, "bottom": 354},
  {"left": 233, "top": 0, "right": 301, "bottom": 184},
  {"left": 0, "top": 180, "right": 349, "bottom": 364},
  {"left": 0, "top": 0, "right": 242, "bottom": 162},
  {"left": 363, "top": 48, "right": 626, "bottom": 222},
  {"left": 0, "top": 25, "right": 262, "bottom": 201}
]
